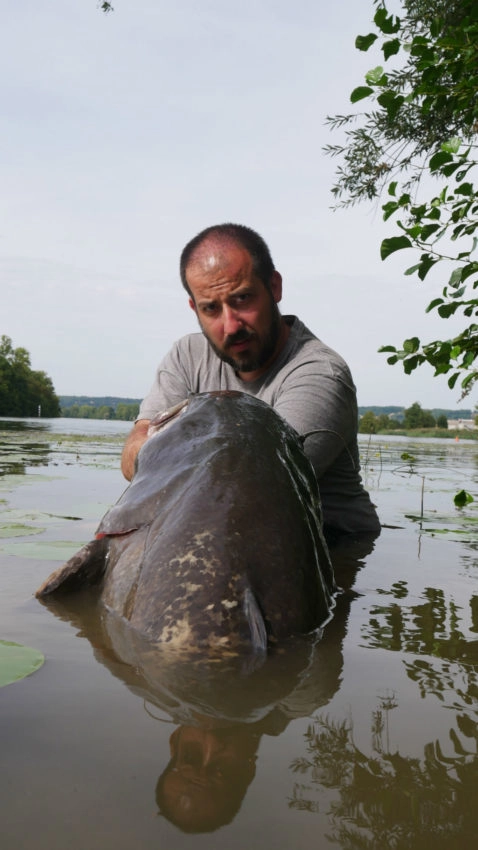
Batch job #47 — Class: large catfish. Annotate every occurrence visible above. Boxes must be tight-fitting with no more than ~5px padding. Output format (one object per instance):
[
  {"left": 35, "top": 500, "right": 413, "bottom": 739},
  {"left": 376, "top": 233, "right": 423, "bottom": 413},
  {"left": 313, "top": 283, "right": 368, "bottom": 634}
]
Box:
[{"left": 36, "top": 391, "right": 336, "bottom": 653}]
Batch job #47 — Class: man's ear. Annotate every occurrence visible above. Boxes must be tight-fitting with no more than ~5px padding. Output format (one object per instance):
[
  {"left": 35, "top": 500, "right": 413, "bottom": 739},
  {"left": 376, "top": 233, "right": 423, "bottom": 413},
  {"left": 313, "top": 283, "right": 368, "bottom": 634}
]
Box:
[
  {"left": 270, "top": 270, "right": 283, "bottom": 303},
  {"left": 188, "top": 297, "right": 197, "bottom": 313}
]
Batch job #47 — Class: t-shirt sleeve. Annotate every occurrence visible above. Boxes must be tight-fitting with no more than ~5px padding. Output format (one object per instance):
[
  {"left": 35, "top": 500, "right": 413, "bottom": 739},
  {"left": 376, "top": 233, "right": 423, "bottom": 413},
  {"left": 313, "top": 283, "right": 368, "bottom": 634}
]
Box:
[
  {"left": 137, "top": 342, "right": 193, "bottom": 421},
  {"left": 271, "top": 356, "right": 358, "bottom": 480}
]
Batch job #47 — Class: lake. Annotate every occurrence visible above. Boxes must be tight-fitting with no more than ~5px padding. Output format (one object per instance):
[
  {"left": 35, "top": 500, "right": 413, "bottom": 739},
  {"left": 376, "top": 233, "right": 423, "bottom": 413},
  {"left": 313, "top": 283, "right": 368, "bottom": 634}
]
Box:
[{"left": 1, "top": 418, "right": 477, "bottom": 849}]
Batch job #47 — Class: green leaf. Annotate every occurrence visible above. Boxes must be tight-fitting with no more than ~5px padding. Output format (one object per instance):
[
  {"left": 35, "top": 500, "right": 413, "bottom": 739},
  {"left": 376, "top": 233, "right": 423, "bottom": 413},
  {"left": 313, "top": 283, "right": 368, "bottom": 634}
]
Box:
[
  {"left": 454, "top": 490, "right": 474, "bottom": 508},
  {"left": 403, "top": 355, "right": 419, "bottom": 373},
  {"left": 447, "top": 373, "right": 459, "bottom": 389},
  {"left": 429, "top": 151, "right": 453, "bottom": 172},
  {"left": 442, "top": 161, "right": 463, "bottom": 177},
  {"left": 382, "top": 200, "right": 399, "bottom": 221},
  {"left": 405, "top": 263, "right": 422, "bottom": 276},
  {"left": 403, "top": 337, "right": 420, "bottom": 353},
  {"left": 426, "top": 298, "right": 444, "bottom": 312},
  {"left": 383, "top": 39, "right": 400, "bottom": 60},
  {"left": 404, "top": 224, "right": 422, "bottom": 239},
  {"left": 374, "top": 7, "right": 400, "bottom": 34},
  {"left": 455, "top": 182, "right": 473, "bottom": 196},
  {"left": 441, "top": 137, "right": 461, "bottom": 154},
  {"left": 365, "top": 66, "right": 385, "bottom": 85},
  {"left": 463, "top": 350, "right": 476, "bottom": 367},
  {"left": 449, "top": 285, "right": 466, "bottom": 299},
  {"left": 0, "top": 641, "right": 45, "bottom": 688},
  {"left": 419, "top": 223, "right": 441, "bottom": 241},
  {"left": 461, "top": 371, "right": 478, "bottom": 390},
  {"left": 377, "top": 91, "right": 404, "bottom": 120},
  {"left": 448, "top": 268, "right": 463, "bottom": 288},
  {"left": 381, "top": 236, "right": 413, "bottom": 259},
  {"left": 438, "top": 303, "right": 459, "bottom": 318},
  {"left": 355, "top": 33, "right": 378, "bottom": 51},
  {"left": 430, "top": 16, "right": 444, "bottom": 39},
  {"left": 350, "top": 86, "right": 374, "bottom": 103},
  {"left": 417, "top": 254, "right": 438, "bottom": 281}
]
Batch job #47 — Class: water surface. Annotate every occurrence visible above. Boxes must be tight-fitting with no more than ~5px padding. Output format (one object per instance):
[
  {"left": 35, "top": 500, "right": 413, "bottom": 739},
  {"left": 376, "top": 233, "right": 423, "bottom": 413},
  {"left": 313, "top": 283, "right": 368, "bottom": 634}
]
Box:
[{"left": 0, "top": 419, "right": 477, "bottom": 848}]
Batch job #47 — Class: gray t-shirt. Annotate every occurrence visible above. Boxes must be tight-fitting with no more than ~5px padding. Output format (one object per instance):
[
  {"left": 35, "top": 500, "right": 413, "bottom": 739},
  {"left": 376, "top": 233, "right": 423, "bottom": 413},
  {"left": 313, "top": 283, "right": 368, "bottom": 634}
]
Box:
[{"left": 138, "top": 316, "right": 380, "bottom": 535}]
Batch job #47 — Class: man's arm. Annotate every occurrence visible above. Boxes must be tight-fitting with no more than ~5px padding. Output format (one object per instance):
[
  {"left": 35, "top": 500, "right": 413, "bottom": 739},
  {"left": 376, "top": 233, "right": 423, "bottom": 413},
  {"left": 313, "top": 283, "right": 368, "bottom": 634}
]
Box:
[{"left": 121, "top": 419, "right": 150, "bottom": 481}]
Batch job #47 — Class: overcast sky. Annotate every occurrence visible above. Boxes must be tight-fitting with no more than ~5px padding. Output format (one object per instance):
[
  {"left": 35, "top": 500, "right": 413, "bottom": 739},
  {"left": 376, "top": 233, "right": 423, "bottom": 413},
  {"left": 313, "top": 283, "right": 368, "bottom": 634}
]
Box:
[{"left": 1, "top": 0, "right": 473, "bottom": 410}]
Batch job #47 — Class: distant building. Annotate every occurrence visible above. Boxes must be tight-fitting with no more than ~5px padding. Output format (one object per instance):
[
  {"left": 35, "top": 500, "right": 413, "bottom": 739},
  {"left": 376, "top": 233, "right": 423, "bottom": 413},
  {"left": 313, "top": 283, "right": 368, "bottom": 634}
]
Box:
[{"left": 447, "top": 418, "right": 477, "bottom": 431}]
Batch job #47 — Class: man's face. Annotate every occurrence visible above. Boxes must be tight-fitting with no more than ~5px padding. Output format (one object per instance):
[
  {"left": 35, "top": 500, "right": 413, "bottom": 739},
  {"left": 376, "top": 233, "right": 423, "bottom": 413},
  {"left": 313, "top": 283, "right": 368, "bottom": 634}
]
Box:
[{"left": 186, "top": 241, "right": 284, "bottom": 380}]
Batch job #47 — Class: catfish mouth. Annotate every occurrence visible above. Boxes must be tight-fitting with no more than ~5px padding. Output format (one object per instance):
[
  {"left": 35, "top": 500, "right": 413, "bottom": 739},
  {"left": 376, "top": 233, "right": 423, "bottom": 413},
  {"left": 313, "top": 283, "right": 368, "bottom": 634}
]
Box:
[{"left": 148, "top": 399, "right": 189, "bottom": 437}]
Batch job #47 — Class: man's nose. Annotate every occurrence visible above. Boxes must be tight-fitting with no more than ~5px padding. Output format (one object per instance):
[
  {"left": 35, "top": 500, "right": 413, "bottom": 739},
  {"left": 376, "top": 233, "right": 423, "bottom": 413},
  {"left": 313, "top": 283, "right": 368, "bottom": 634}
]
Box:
[{"left": 223, "top": 305, "right": 243, "bottom": 335}]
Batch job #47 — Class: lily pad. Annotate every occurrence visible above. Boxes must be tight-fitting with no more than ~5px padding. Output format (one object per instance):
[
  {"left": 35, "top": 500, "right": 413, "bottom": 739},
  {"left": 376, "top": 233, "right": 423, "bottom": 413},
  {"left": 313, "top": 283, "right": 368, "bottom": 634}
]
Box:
[
  {"left": 0, "top": 523, "right": 45, "bottom": 538},
  {"left": 0, "top": 640, "right": 45, "bottom": 687},
  {"left": 0, "top": 540, "right": 82, "bottom": 560}
]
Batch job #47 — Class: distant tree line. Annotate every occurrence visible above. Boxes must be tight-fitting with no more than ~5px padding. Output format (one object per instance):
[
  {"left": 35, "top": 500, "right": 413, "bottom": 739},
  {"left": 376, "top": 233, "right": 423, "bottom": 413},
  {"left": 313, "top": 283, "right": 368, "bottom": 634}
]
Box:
[
  {"left": 359, "top": 402, "right": 449, "bottom": 434},
  {"left": 0, "top": 335, "right": 60, "bottom": 417},
  {"left": 61, "top": 402, "right": 139, "bottom": 421}
]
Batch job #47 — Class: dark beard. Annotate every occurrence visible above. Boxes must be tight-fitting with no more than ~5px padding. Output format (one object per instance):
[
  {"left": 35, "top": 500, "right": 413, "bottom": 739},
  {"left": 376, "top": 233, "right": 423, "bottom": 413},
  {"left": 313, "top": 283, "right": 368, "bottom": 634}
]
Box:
[{"left": 204, "top": 299, "right": 282, "bottom": 374}]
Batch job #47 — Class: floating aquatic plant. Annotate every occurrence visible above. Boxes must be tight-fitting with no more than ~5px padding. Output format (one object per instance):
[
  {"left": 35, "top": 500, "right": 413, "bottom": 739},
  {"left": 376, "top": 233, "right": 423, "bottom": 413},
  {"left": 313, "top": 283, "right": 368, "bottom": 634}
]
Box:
[{"left": 0, "top": 640, "right": 44, "bottom": 687}]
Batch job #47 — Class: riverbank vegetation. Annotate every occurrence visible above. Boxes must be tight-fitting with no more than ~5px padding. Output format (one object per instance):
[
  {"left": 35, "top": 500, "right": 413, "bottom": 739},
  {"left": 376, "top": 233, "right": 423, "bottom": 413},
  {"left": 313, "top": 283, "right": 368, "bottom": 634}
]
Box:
[
  {"left": 60, "top": 399, "right": 139, "bottom": 421},
  {"left": 359, "top": 401, "right": 478, "bottom": 437},
  {"left": 0, "top": 335, "right": 60, "bottom": 417}
]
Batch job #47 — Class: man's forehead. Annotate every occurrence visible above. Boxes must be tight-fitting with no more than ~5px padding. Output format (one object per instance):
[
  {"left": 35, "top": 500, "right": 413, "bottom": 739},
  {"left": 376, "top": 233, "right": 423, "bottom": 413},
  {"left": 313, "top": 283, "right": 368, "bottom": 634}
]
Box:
[{"left": 187, "top": 237, "right": 252, "bottom": 275}]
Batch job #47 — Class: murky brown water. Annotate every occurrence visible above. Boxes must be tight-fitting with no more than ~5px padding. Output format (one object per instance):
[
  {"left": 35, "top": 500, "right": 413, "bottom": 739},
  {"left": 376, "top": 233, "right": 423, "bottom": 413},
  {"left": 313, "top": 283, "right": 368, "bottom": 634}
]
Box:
[{"left": 1, "top": 419, "right": 477, "bottom": 849}]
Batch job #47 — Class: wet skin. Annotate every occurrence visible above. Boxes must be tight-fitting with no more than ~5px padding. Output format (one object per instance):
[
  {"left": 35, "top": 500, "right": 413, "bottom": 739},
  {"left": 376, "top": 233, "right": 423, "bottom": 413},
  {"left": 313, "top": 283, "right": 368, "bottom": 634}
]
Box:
[{"left": 186, "top": 241, "right": 290, "bottom": 380}]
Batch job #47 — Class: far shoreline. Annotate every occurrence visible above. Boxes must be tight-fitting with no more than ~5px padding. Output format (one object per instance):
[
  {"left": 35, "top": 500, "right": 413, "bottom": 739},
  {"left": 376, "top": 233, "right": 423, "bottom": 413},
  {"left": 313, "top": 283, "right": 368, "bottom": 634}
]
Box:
[{"left": 359, "top": 428, "right": 478, "bottom": 441}]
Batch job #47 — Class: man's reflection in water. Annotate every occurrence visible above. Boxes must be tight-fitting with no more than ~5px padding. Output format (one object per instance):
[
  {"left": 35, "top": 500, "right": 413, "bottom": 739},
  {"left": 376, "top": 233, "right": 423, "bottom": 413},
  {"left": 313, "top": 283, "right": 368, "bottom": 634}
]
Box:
[
  {"left": 156, "top": 725, "right": 259, "bottom": 832},
  {"left": 153, "top": 535, "right": 381, "bottom": 833}
]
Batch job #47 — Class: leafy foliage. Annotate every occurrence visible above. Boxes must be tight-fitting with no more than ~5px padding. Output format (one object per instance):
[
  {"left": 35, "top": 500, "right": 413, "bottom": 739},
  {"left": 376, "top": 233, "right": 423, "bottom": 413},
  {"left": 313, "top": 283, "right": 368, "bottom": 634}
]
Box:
[
  {"left": 0, "top": 335, "right": 60, "bottom": 417},
  {"left": 403, "top": 401, "right": 436, "bottom": 428},
  {"left": 359, "top": 410, "right": 394, "bottom": 432},
  {"left": 326, "top": 0, "right": 478, "bottom": 397},
  {"left": 60, "top": 399, "right": 140, "bottom": 421}
]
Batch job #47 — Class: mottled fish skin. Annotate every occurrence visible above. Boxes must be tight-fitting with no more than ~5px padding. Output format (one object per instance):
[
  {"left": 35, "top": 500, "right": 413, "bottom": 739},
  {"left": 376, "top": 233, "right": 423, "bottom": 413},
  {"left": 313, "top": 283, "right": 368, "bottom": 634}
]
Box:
[{"left": 37, "top": 391, "right": 336, "bottom": 653}]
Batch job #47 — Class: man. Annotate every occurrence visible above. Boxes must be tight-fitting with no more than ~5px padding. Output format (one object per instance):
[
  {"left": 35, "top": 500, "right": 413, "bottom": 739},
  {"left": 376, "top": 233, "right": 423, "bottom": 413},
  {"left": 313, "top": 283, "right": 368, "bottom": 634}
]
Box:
[{"left": 122, "top": 223, "right": 380, "bottom": 540}]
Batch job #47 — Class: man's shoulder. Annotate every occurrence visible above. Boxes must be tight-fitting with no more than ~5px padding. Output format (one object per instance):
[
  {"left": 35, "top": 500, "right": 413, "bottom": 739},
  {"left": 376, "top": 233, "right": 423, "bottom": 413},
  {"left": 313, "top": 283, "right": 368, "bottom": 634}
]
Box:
[
  {"left": 172, "top": 330, "right": 208, "bottom": 352},
  {"left": 165, "top": 330, "right": 212, "bottom": 365},
  {"left": 286, "top": 316, "right": 350, "bottom": 373}
]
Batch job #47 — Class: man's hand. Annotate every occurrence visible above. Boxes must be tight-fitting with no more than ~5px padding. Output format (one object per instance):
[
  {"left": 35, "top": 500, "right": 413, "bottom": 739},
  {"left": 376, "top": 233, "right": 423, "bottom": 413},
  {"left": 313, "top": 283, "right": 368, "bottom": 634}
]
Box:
[{"left": 121, "top": 419, "right": 150, "bottom": 480}]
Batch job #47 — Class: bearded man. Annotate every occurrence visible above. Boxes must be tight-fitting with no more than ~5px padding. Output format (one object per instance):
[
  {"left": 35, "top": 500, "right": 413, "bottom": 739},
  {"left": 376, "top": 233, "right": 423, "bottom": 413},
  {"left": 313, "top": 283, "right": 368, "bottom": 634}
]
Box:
[{"left": 121, "top": 223, "right": 380, "bottom": 541}]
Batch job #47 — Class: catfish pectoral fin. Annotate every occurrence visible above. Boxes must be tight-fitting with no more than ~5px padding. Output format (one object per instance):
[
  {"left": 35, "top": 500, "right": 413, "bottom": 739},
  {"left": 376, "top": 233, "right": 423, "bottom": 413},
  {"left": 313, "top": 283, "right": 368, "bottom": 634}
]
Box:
[
  {"left": 243, "top": 588, "right": 268, "bottom": 653},
  {"left": 35, "top": 538, "right": 108, "bottom": 597}
]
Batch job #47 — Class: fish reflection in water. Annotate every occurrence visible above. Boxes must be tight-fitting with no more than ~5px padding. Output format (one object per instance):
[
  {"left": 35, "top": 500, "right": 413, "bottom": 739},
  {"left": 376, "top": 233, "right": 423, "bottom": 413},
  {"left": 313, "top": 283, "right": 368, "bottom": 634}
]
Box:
[{"left": 39, "top": 557, "right": 357, "bottom": 835}]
